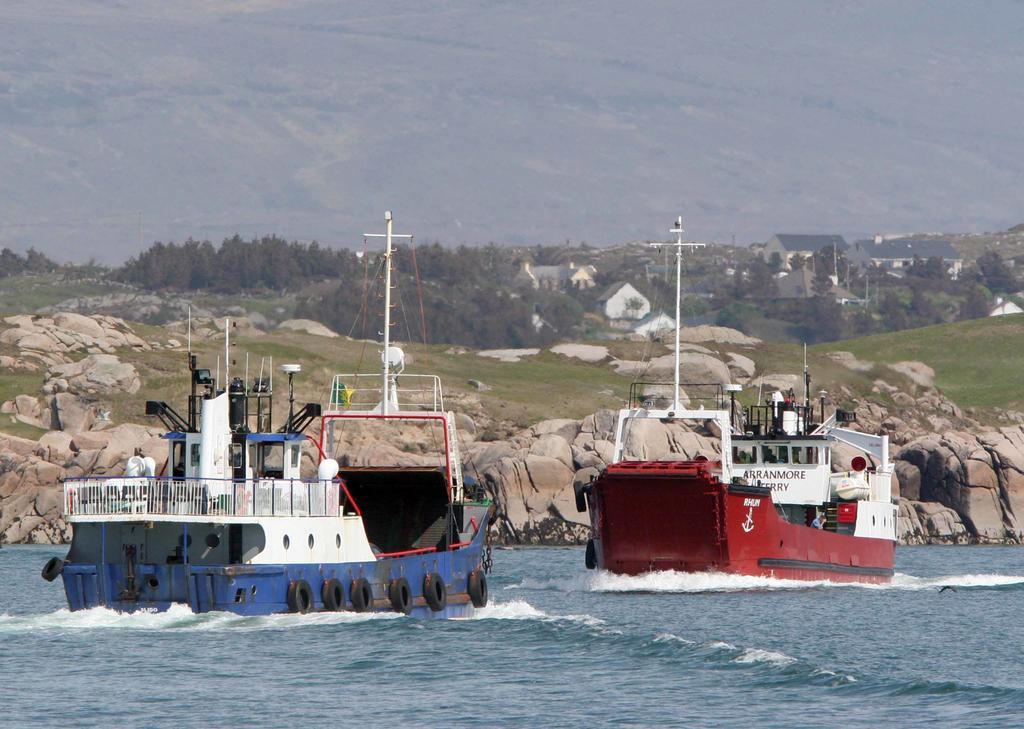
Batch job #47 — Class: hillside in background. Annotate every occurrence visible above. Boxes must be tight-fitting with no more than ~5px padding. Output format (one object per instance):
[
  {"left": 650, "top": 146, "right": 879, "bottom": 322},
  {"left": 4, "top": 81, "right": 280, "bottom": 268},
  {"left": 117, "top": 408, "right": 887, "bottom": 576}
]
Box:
[
  {"left": 4, "top": 224, "right": 1024, "bottom": 350},
  {"left": 5, "top": 309, "right": 1024, "bottom": 547},
  {"left": 2, "top": 2, "right": 1024, "bottom": 261}
]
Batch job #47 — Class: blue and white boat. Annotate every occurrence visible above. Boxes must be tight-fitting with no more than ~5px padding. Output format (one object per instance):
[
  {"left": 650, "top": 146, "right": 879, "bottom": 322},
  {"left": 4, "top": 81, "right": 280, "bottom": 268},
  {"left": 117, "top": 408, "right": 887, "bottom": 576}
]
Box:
[{"left": 42, "top": 212, "right": 494, "bottom": 617}]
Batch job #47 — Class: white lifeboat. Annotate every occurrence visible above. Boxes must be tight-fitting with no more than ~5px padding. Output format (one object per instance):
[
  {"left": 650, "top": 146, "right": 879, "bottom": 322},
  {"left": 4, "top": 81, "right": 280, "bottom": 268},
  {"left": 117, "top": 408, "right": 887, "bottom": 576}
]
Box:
[{"left": 830, "top": 472, "right": 870, "bottom": 501}]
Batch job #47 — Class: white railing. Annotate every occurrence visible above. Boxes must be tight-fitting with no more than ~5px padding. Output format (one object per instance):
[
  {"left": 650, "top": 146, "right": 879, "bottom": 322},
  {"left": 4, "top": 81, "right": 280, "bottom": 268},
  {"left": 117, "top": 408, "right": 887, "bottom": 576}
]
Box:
[
  {"left": 63, "top": 478, "right": 340, "bottom": 519},
  {"left": 326, "top": 373, "right": 444, "bottom": 413}
]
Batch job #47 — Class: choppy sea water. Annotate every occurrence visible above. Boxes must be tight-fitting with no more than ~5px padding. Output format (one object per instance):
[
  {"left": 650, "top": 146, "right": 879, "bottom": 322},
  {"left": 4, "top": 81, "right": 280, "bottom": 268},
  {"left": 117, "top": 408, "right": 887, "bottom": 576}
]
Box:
[{"left": 3, "top": 545, "right": 1024, "bottom": 728}]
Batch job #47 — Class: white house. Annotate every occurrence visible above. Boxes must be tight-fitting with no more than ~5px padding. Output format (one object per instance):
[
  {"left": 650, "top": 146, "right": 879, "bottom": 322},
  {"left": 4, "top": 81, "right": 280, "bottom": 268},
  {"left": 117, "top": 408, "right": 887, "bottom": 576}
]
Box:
[
  {"left": 990, "top": 297, "right": 1024, "bottom": 317},
  {"left": 515, "top": 261, "right": 598, "bottom": 290},
  {"left": 762, "top": 234, "right": 848, "bottom": 270},
  {"left": 597, "top": 282, "right": 650, "bottom": 322},
  {"left": 632, "top": 311, "right": 676, "bottom": 337}
]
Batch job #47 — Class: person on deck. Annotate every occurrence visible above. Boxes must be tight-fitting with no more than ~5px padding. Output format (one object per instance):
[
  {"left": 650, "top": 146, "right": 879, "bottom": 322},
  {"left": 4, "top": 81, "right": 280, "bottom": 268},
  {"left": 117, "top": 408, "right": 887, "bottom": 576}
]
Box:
[{"left": 811, "top": 512, "right": 825, "bottom": 529}]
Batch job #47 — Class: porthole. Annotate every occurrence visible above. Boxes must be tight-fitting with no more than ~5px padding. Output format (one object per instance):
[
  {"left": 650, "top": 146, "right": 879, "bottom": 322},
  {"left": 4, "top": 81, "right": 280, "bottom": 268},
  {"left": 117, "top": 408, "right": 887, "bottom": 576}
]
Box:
[
  {"left": 205, "top": 533, "right": 220, "bottom": 549},
  {"left": 872, "top": 516, "right": 876, "bottom": 526},
  {"left": 177, "top": 534, "right": 193, "bottom": 547},
  {"left": 147, "top": 576, "right": 159, "bottom": 590},
  {"left": 308, "top": 534, "right": 315, "bottom": 549},
  {"left": 336, "top": 534, "right": 342, "bottom": 548},
  {"left": 250, "top": 585, "right": 258, "bottom": 596},
  {"left": 283, "top": 535, "right": 290, "bottom": 550}
]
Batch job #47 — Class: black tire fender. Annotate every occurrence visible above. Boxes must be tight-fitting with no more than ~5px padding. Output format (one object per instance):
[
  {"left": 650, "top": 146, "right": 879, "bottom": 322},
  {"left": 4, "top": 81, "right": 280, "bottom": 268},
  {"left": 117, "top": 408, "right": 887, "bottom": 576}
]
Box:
[
  {"left": 287, "top": 579, "right": 314, "bottom": 614},
  {"left": 41, "top": 557, "right": 64, "bottom": 582},
  {"left": 388, "top": 576, "right": 412, "bottom": 614},
  {"left": 468, "top": 569, "right": 488, "bottom": 608},
  {"left": 349, "top": 577, "right": 373, "bottom": 612},
  {"left": 321, "top": 578, "right": 344, "bottom": 612},
  {"left": 573, "top": 481, "right": 590, "bottom": 513},
  {"left": 585, "top": 538, "right": 597, "bottom": 570},
  {"left": 423, "top": 572, "right": 447, "bottom": 612}
]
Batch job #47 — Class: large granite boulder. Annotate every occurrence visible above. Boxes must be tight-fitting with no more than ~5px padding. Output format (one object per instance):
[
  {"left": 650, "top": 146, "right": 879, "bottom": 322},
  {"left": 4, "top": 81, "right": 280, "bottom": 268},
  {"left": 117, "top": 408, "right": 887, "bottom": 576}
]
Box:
[
  {"left": 276, "top": 319, "right": 339, "bottom": 338},
  {"left": 45, "top": 354, "right": 141, "bottom": 396},
  {"left": 895, "top": 427, "right": 1024, "bottom": 543}
]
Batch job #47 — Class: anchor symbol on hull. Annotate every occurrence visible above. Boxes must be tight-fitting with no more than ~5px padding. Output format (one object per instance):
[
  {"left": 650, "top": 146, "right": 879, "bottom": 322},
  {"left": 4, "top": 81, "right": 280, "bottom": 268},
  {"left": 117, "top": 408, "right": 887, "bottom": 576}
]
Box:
[{"left": 741, "top": 507, "right": 755, "bottom": 533}]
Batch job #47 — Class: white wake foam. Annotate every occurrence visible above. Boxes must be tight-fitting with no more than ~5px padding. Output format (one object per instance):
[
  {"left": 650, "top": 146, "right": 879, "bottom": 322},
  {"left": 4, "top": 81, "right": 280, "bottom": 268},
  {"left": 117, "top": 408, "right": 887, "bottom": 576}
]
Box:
[
  {"left": 733, "top": 648, "right": 798, "bottom": 666},
  {"left": 881, "top": 572, "right": 1024, "bottom": 591},
  {"left": 469, "top": 599, "right": 606, "bottom": 628},
  {"left": 509, "top": 569, "right": 1024, "bottom": 594},
  {"left": 0, "top": 603, "right": 402, "bottom": 633}
]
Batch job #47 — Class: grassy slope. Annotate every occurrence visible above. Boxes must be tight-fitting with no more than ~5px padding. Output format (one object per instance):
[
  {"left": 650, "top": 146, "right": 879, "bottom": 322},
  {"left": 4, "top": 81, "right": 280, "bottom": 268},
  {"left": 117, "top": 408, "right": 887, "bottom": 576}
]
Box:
[
  {"left": 825, "top": 313, "right": 1024, "bottom": 411},
  {"left": 3, "top": 307, "right": 1023, "bottom": 441}
]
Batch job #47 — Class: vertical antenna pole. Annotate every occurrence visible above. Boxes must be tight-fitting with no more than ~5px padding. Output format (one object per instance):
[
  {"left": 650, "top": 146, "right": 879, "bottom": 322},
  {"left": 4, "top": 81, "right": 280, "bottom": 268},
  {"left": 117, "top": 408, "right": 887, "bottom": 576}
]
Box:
[
  {"left": 224, "top": 318, "right": 230, "bottom": 386},
  {"left": 187, "top": 305, "right": 192, "bottom": 355},
  {"left": 651, "top": 216, "right": 704, "bottom": 413},
  {"left": 803, "top": 343, "right": 809, "bottom": 407},
  {"left": 364, "top": 211, "right": 412, "bottom": 416},
  {"left": 673, "top": 221, "right": 683, "bottom": 410},
  {"left": 382, "top": 211, "right": 393, "bottom": 415}
]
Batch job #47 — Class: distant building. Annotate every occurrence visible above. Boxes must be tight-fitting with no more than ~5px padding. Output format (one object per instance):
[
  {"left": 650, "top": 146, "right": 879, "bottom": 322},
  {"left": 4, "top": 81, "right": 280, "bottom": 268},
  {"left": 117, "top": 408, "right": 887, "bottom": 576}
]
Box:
[
  {"left": 763, "top": 234, "right": 848, "bottom": 269},
  {"left": 847, "top": 237, "right": 963, "bottom": 277},
  {"left": 775, "top": 267, "right": 857, "bottom": 303},
  {"left": 990, "top": 296, "right": 1024, "bottom": 317},
  {"left": 516, "top": 261, "right": 597, "bottom": 290},
  {"left": 632, "top": 311, "right": 676, "bottom": 337},
  {"left": 597, "top": 282, "right": 650, "bottom": 323}
]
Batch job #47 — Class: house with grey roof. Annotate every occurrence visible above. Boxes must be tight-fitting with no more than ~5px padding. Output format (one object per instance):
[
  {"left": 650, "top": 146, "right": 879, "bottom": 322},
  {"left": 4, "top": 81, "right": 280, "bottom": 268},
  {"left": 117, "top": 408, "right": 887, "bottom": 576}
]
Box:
[
  {"left": 515, "top": 261, "right": 597, "bottom": 290},
  {"left": 762, "top": 234, "right": 848, "bottom": 270},
  {"left": 846, "top": 237, "right": 963, "bottom": 277},
  {"left": 774, "top": 267, "right": 858, "bottom": 303}
]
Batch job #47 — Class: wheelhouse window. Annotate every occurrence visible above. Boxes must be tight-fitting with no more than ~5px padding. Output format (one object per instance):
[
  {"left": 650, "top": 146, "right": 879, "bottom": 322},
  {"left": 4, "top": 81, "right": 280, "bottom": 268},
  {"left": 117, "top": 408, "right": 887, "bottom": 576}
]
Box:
[
  {"left": 761, "top": 445, "right": 788, "bottom": 464},
  {"left": 806, "top": 447, "right": 819, "bottom": 464},
  {"left": 255, "top": 443, "right": 284, "bottom": 478},
  {"left": 171, "top": 442, "right": 186, "bottom": 478},
  {"left": 733, "top": 445, "right": 756, "bottom": 464}
]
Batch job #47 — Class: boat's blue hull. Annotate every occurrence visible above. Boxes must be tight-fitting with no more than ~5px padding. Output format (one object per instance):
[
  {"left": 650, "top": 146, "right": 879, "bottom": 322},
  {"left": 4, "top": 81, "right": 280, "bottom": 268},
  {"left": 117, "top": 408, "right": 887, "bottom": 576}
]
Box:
[{"left": 60, "top": 542, "right": 486, "bottom": 618}]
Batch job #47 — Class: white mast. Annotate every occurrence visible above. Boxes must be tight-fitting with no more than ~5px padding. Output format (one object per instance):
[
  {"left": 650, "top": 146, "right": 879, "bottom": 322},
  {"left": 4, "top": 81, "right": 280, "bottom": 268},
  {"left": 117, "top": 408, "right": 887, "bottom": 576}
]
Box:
[
  {"left": 650, "top": 215, "right": 705, "bottom": 412},
  {"left": 224, "top": 317, "right": 230, "bottom": 385},
  {"left": 364, "top": 210, "right": 413, "bottom": 415}
]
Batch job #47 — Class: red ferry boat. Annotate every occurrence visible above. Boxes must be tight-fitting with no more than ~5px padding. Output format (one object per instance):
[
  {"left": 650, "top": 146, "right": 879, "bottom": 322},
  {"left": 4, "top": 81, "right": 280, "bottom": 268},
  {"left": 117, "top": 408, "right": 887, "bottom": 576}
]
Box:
[{"left": 576, "top": 217, "right": 897, "bottom": 583}]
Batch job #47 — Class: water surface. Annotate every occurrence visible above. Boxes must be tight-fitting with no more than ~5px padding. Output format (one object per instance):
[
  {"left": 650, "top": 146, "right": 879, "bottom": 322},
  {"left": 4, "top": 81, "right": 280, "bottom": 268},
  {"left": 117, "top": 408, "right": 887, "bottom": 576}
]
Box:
[{"left": 3, "top": 545, "right": 1022, "bottom": 727}]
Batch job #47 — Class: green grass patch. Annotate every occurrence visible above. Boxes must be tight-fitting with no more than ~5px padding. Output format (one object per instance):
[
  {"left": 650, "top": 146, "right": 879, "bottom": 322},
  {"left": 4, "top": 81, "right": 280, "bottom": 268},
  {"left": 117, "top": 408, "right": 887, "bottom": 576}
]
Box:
[{"left": 824, "top": 314, "right": 1024, "bottom": 411}]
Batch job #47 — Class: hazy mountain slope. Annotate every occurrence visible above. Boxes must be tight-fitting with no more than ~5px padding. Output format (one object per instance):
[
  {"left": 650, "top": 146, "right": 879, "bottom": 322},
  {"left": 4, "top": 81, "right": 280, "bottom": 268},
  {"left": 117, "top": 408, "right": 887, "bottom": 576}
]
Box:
[{"left": 1, "top": 1, "right": 1023, "bottom": 261}]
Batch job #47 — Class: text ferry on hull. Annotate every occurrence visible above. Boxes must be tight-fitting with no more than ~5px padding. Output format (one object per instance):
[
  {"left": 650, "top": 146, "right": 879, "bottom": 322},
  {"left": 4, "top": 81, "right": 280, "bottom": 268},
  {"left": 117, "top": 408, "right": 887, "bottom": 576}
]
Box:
[
  {"left": 575, "top": 216, "right": 897, "bottom": 583},
  {"left": 43, "top": 212, "right": 494, "bottom": 616}
]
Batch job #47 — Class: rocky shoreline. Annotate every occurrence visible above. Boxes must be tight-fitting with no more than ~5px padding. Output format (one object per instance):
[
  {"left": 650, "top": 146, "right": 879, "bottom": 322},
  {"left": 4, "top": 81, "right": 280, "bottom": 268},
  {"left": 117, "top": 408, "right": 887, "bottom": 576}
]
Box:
[{"left": 2, "top": 313, "right": 1023, "bottom": 547}]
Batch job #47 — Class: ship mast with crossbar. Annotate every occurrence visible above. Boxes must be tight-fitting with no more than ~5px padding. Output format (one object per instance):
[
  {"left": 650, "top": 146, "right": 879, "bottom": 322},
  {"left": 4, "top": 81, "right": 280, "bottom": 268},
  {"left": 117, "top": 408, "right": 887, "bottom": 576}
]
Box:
[{"left": 649, "top": 215, "right": 705, "bottom": 412}]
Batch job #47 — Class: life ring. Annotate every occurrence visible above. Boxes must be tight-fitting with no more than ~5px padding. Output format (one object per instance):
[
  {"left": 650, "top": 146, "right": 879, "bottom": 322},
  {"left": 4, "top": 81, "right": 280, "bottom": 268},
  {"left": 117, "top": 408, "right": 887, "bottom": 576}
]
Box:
[
  {"left": 287, "top": 579, "right": 314, "bottom": 614},
  {"left": 41, "top": 557, "right": 65, "bottom": 582},
  {"left": 573, "top": 481, "right": 589, "bottom": 513},
  {"left": 423, "top": 572, "right": 447, "bottom": 612},
  {"left": 349, "top": 577, "right": 373, "bottom": 612},
  {"left": 468, "top": 569, "right": 488, "bottom": 608},
  {"left": 388, "top": 576, "right": 412, "bottom": 614},
  {"left": 321, "top": 578, "right": 344, "bottom": 612},
  {"left": 585, "top": 539, "right": 597, "bottom": 570}
]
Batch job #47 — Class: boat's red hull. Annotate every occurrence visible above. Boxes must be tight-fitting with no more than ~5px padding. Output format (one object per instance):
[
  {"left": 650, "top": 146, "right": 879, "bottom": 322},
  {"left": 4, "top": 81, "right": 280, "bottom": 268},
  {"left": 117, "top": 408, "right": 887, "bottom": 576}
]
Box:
[{"left": 588, "top": 461, "right": 894, "bottom": 583}]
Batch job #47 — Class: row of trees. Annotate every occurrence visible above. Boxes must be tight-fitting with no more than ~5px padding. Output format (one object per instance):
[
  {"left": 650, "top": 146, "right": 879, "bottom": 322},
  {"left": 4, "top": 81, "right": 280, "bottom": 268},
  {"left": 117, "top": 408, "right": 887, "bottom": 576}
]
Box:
[
  {"left": 103, "top": 234, "right": 1024, "bottom": 347},
  {"left": 0, "top": 247, "right": 56, "bottom": 278}
]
